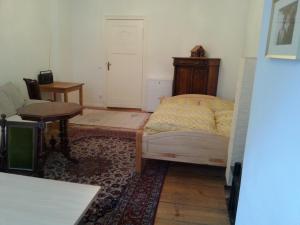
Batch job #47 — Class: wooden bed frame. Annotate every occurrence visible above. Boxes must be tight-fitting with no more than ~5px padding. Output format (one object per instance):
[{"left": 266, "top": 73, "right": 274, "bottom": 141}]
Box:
[
  {"left": 136, "top": 128, "right": 229, "bottom": 173},
  {"left": 136, "top": 57, "right": 226, "bottom": 173}
]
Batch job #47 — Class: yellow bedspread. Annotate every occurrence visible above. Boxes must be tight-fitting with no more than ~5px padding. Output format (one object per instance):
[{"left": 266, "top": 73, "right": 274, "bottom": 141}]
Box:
[{"left": 144, "top": 94, "right": 234, "bottom": 137}]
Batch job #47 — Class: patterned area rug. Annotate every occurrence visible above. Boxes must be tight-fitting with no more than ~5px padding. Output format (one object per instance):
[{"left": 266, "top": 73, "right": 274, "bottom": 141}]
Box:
[
  {"left": 105, "top": 161, "right": 168, "bottom": 225},
  {"left": 44, "top": 128, "right": 168, "bottom": 225}
]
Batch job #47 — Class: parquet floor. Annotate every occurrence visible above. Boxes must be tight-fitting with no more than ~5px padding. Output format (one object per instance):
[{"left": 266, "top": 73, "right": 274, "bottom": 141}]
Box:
[{"left": 154, "top": 163, "right": 230, "bottom": 225}]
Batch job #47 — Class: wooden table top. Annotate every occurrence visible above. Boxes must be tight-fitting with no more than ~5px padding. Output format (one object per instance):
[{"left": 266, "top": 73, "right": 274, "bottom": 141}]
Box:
[
  {"left": 0, "top": 172, "right": 100, "bottom": 225},
  {"left": 18, "top": 102, "right": 83, "bottom": 122},
  {"left": 39, "top": 82, "right": 84, "bottom": 91}
]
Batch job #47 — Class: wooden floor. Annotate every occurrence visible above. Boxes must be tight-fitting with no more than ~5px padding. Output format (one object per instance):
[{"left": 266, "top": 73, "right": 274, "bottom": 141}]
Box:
[{"left": 154, "top": 163, "right": 230, "bottom": 225}]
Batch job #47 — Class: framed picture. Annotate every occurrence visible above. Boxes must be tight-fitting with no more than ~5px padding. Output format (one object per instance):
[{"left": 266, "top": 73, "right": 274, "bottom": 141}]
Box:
[{"left": 266, "top": 0, "right": 300, "bottom": 59}]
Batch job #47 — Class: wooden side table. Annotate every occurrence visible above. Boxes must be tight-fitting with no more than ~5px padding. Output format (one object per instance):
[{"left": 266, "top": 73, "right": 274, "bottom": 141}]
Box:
[
  {"left": 39, "top": 82, "right": 84, "bottom": 106},
  {"left": 18, "top": 102, "right": 83, "bottom": 176}
]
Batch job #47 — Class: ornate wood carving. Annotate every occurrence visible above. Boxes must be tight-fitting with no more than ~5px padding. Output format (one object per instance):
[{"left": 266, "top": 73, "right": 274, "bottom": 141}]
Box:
[{"left": 191, "top": 45, "right": 206, "bottom": 57}]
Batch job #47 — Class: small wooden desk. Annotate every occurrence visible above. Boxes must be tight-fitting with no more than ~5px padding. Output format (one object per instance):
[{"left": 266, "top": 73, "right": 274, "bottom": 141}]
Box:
[
  {"left": 0, "top": 172, "right": 100, "bottom": 225},
  {"left": 39, "top": 82, "right": 84, "bottom": 106}
]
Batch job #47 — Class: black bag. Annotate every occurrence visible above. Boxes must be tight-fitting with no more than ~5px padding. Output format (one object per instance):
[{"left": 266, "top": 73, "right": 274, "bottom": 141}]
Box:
[{"left": 38, "top": 70, "right": 53, "bottom": 84}]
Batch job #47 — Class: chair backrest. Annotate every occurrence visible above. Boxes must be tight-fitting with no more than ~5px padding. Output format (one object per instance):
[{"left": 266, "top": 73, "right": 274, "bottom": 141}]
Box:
[
  {"left": 5, "top": 120, "right": 38, "bottom": 172},
  {"left": 23, "top": 78, "right": 42, "bottom": 100},
  {"left": 0, "top": 114, "right": 38, "bottom": 172},
  {"left": 0, "top": 114, "right": 7, "bottom": 171}
]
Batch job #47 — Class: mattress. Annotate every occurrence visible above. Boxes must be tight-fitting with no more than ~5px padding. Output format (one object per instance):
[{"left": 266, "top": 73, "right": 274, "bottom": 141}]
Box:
[{"left": 144, "top": 94, "right": 234, "bottom": 137}]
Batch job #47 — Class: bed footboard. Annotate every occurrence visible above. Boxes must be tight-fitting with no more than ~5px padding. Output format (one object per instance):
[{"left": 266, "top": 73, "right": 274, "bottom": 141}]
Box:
[{"left": 136, "top": 131, "right": 229, "bottom": 173}]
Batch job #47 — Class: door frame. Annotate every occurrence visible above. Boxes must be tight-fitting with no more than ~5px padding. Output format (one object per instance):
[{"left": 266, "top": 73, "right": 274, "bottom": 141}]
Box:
[{"left": 104, "top": 15, "right": 146, "bottom": 109}]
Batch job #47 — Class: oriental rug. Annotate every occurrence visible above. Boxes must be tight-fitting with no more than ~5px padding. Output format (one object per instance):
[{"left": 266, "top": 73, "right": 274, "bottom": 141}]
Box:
[{"left": 44, "top": 128, "right": 167, "bottom": 225}]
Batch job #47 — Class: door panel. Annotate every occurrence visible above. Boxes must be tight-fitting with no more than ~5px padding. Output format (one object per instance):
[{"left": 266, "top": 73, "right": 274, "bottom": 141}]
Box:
[
  {"left": 108, "top": 54, "right": 141, "bottom": 107},
  {"left": 106, "top": 19, "right": 144, "bottom": 108},
  {"left": 174, "top": 67, "right": 192, "bottom": 95}
]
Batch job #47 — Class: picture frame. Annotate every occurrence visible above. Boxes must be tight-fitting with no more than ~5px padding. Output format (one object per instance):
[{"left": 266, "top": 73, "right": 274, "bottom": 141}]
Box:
[{"left": 266, "top": 0, "right": 300, "bottom": 59}]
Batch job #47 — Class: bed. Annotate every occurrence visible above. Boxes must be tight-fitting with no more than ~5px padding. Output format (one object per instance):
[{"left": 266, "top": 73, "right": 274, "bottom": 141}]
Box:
[{"left": 136, "top": 94, "right": 234, "bottom": 173}]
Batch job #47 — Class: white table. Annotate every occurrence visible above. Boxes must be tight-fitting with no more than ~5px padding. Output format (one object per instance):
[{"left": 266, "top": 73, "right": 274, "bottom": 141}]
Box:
[{"left": 0, "top": 173, "right": 100, "bottom": 225}]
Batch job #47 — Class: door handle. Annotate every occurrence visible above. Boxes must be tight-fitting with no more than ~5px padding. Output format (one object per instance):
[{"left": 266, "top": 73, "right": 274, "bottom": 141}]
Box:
[{"left": 107, "top": 62, "right": 111, "bottom": 71}]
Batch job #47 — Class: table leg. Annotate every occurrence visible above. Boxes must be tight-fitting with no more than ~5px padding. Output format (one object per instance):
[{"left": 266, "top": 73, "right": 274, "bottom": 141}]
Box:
[
  {"left": 79, "top": 86, "right": 83, "bottom": 106},
  {"left": 53, "top": 92, "right": 57, "bottom": 102},
  {"left": 49, "top": 136, "right": 57, "bottom": 150},
  {"left": 79, "top": 86, "right": 83, "bottom": 115},
  {"left": 59, "top": 119, "right": 78, "bottom": 163},
  {"left": 64, "top": 91, "right": 68, "bottom": 103},
  {"left": 37, "top": 121, "right": 46, "bottom": 177}
]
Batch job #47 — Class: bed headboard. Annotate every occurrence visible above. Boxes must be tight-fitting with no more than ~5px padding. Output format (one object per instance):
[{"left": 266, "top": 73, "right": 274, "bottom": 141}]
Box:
[{"left": 172, "top": 57, "right": 221, "bottom": 96}]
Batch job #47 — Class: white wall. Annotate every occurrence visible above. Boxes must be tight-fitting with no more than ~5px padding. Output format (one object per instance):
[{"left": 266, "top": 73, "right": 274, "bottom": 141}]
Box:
[
  {"left": 0, "top": 0, "right": 250, "bottom": 106},
  {"left": 50, "top": 0, "right": 72, "bottom": 82},
  {"left": 244, "top": 0, "right": 264, "bottom": 58},
  {"left": 225, "top": 0, "right": 264, "bottom": 184},
  {"left": 0, "top": 0, "right": 51, "bottom": 96},
  {"left": 69, "top": 0, "right": 249, "bottom": 107},
  {"left": 226, "top": 58, "right": 256, "bottom": 184},
  {"left": 236, "top": 0, "right": 300, "bottom": 224}
]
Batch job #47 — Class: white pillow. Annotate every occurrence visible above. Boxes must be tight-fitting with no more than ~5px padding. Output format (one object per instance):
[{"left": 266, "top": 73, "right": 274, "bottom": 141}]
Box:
[
  {"left": 1, "top": 82, "right": 25, "bottom": 110},
  {"left": 0, "top": 89, "right": 16, "bottom": 117}
]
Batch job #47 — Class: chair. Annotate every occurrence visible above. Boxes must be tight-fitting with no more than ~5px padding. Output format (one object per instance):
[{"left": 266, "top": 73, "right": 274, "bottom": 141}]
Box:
[
  {"left": 6, "top": 120, "right": 39, "bottom": 172},
  {"left": 0, "top": 114, "right": 39, "bottom": 173},
  {"left": 0, "top": 114, "right": 7, "bottom": 171},
  {"left": 23, "top": 78, "right": 42, "bottom": 100}
]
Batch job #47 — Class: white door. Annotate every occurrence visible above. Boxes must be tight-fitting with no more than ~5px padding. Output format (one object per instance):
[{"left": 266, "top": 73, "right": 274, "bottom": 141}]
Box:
[{"left": 106, "top": 19, "right": 144, "bottom": 108}]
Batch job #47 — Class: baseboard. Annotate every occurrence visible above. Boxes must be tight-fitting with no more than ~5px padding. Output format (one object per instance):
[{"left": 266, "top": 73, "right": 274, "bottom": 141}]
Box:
[
  {"left": 83, "top": 106, "right": 107, "bottom": 110},
  {"left": 107, "top": 107, "right": 142, "bottom": 112}
]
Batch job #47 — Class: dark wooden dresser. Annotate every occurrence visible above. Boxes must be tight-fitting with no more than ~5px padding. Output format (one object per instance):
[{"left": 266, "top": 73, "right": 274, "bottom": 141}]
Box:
[{"left": 172, "top": 57, "right": 221, "bottom": 96}]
